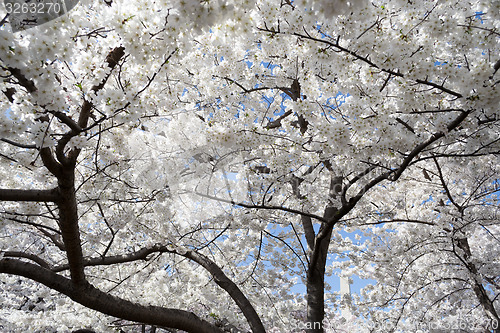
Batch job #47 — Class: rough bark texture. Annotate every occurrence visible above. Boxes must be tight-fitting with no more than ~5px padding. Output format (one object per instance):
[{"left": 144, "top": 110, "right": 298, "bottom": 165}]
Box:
[
  {"left": 0, "top": 259, "right": 224, "bottom": 333},
  {"left": 455, "top": 236, "right": 500, "bottom": 333},
  {"left": 56, "top": 167, "right": 85, "bottom": 284},
  {"left": 305, "top": 175, "right": 342, "bottom": 333},
  {"left": 0, "top": 22, "right": 486, "bottom": 333},
  {"left": 51, "top": 245, "right": 265, "bottom": 333},
  {"left": 183, "top": 250, "right": 266, "bottom": 333},
  {"left": 0, "top": 47, "right": 262, "bottom": 332},
  {"left": 306, "top": 226, "right": 333, "bottom": 333}
]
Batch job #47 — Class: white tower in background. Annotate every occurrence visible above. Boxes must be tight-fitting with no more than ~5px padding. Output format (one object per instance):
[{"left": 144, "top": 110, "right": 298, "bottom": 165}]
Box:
[{"left": 340, "top": 276, "right": 352, "bottom": 318}]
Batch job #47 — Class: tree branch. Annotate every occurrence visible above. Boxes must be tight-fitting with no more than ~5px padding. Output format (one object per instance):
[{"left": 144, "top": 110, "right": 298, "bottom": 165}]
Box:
[
  {"left": 6, "top": 66, "right": 37, "bottom": 93},
  {"left": 453, "top": 236, "right": 500, "bottom": 325},
  {"left": 3, "top": 251, "right": 51, "bottom": 268},
  {"left": 182, "top": 250, "right": 266, "bottom": 333},
  {"left": 4, "top": 215, "right": 61, "bottom": 234},
  {"left": 1, "top": 137, "right": 37, "bottom": 149},
  {"left": 0, "top": 188, "right": 60, "bottom": 202},
  {"left": 78, "top": 46, "right": 125, "bottom": 129},
  {"left": 290, "top": 174, "right": 315, "bottom": 251},
  {"left": 265, "top": 110, "right": 293, "bottom": 129},
  {"left": 195, "top": 191, "right": 327, "bottom": 222},
  {"left": 53, "top": 245, "right": 265, "bottom": 333},
  {"left": 432, "top": 155, "right": 463, "bottom": 212},
  {"left": 49, "top": 110, "right": 83, "bottom": 133},
  {"left": 258, "top": 27, "right": 463, "bottom": 98},
  {"left": 40, "top": 147, "right": 63, "bottom": 176},
  {"left": 388, "top": 109, "right": 470, "bottom": 182},
  {"left": 0, "top": 258, "right": 224, "bottom": 333},
  {"left": 312, "top": 109, "right": 472, "bottom": 259}
]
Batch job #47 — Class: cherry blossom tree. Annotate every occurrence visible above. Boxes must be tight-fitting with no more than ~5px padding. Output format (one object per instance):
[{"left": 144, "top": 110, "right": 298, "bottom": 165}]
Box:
[{"left": 0, "top": 0, "right": 498, "bottom": 332}]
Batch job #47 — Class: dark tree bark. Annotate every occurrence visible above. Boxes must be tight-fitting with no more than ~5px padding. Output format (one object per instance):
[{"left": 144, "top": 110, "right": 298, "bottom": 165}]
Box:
[
  {"left": 0, "top": 259, "right": 224, "bottom": 333},
  {"left": 454, "top": 236, "right": 500, "bottom": 333},
  {"left": 0, "top": 18, "right": 487, "bottom": 333},
  {"left": 305, "top": 176, "right": 341, "bottom": 333},
  {"left": 306, "top": 226, "right": 333, "bottom": 333},
  {"left": 0, "top": 47, "right": 238, "bottom": 333},
  {"left": 50, "top": 246, "right": 266, "bottom": 333},
  {"left": 0, "top": 188, "right": 61, "bottom": 202}
]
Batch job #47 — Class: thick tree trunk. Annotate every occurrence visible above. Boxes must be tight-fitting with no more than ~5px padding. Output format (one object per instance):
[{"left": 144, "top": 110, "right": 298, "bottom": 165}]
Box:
[
  {"left": 305, "top": 175, "right": 342, "bottom": 333},
  {"left": 57, "top": 167, "right": 86, "bottom": 284},
  {"left": 306, "top": 227, "right": 332, "bottom": 333},
  {"left": 455, "top": 236, "right": 500, "bottom": 333}
]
